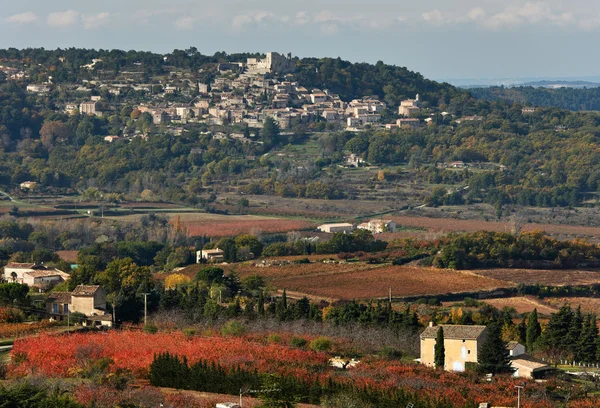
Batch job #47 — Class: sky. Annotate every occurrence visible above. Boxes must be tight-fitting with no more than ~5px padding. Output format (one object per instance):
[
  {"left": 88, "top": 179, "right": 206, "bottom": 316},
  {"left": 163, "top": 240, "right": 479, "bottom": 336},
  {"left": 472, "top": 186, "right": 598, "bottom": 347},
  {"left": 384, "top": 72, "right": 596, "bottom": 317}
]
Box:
[{"left": 1, "top": 0, "right": 600, "bottom": 81}]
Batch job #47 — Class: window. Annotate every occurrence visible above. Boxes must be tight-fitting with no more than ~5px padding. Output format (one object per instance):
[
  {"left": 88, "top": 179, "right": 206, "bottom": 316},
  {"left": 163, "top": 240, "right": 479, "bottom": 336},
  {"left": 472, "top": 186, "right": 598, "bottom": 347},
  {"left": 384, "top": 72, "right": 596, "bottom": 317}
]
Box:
[
  {"left": 53, "top": 303, "right": 58, "bottom": 314},
  {"left": 468, "top": 350, "right": 471, "bottom": 354},
  {"left": 64, "top": 304, "right": 69, "bottom": 314}
]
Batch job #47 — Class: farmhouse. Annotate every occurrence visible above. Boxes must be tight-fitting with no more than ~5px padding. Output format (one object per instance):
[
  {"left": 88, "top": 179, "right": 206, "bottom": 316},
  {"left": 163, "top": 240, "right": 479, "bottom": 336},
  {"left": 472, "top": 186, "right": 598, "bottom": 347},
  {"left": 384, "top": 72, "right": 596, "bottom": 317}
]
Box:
[
  {"left": 420, "top": 323, "right": 488, "bottom": 372},
  {"left": 317, "top": 223, "right": 355, "bottom": 233},
  {"left": 46, "top": 285, "right": 111, "bottom": 327},
  {"left": 510, "top": 354, "right": 552, "bottom": 379},
  {"left": 197, "top": 248, "right": 225, "bottom": 263},
  {"left": 505, "top": 341, "right": 551, "bottom": 378},
  {"left": 357, "top": 219, "right": 396, "bottom": 234},
  {"left": 4, "top": 263, "right": 69, "bottom": 288}
]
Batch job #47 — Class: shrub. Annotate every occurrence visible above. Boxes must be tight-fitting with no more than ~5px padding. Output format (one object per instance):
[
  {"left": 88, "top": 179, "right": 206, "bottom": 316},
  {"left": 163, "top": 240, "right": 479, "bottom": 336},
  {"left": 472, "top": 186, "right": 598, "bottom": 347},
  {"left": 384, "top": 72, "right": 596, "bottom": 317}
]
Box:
[
  {"left": 463, "top": 297, "right": 481, "bottom": 307},
  {"left": 289, "top": 337, "right": 308, "bottom": 348},
  {"left": 221, "top": 321, "right": 247, "bottom": 337},
  {"left": 267, "top": 334, "right": 282, "bottom": 344},
  {"left": 182, "top": 328, "right": 196, "bottom": 339},
  {"left": 144, "top": 324, "right": 158, "bottom": 334},
  {"left": 309, "top": 336, "right": 332, "bottom": 352},
  {"left": 69, "top": 312, "right": 87, "bottom": 325},
  {"left": 380, "top": 346, "right": 403, "bottom": 360}
]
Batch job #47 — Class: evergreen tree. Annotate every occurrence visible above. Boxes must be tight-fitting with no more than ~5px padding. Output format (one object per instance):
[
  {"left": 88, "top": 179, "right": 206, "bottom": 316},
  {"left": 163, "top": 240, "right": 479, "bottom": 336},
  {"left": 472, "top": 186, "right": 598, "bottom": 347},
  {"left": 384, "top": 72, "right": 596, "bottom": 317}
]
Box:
[
  {"left": 577, "top": 314, "right": 599, "bottom": 363},
  {"left": 526, "top": 308, "right": 542, "bottom": 352},
  {"left": 434, "top": 326, "right": 445, "bottom": 369},
  {"left": 257, "top": 291, "right": 265, "bottom": 316},
  {"left": 516, "top": 316, "right": 527, "bottom": 345},
  {"left": 276, "top": 289, "right": 288, "bottom": 320},
  {"left": 478, "top": 323, "right": 514, "bottom": 374},
  {"left": 542, "top": 304, "right": 573, "bottom": 356},
  {"left": 566, "top": 305, "right": 583, "bottom": 357}
]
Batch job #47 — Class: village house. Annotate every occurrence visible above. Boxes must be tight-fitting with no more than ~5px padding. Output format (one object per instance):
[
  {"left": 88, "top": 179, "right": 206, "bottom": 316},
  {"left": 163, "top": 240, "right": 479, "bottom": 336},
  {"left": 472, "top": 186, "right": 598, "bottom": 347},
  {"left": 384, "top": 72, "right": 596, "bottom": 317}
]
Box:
[
  {"left": 399, "top": 95, "right": 421, "bottom": 117},
  {"left": 317, "top": 223, "right": 355, "bottom": 233},
  {"left": 357, "top": 219, "right": 397, "bottom": 234},
  {"left": 46, "top": 285, "right": 112, "bottom": 327},
  {"left": 397, "top": 118, "right": 421, "bottom": 129},
  {"left": 505, "top": 341, "right": 551, "bottom": 379},
  {"left": 420, "top": 323, "right": 488, "bottom": 372},
  {"left": 197, "top": 248, "right": 225, "bottom": 263},
  {"left": 4, "top": 263, "right": 69, "bottom": 289},
  {"left": 20, "top": 181, "right": 37, "bottom": 190},
  {"left": 80, "top": 100, "right": 101, "bottom": 116},
  {"left": 104, "top": 135, "right": 120, "bottom": 143}
]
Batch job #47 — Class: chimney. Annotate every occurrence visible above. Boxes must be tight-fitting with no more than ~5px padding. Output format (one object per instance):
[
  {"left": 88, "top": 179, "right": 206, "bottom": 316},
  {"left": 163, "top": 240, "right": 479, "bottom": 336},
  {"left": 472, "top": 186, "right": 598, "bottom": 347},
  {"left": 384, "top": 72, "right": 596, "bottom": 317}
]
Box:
[{"left": 429, "top": 321, "right": 434, "bottom": 327}]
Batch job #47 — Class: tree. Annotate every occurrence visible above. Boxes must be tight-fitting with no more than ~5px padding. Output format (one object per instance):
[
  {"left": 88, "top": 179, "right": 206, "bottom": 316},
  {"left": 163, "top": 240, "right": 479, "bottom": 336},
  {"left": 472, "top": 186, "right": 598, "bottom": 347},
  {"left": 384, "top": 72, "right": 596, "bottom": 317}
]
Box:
[
  {"left": 261, "top": 117, "right": 280, "bottom": 150},
  {"left": 541, "top": 304, "right": 573, "bottom": 357},
  {"left": 216, "top": 237, "right": 237, "bottom": 262},
  {"left": 526, "top": 308, "right": 542, "bottom": 352},
  {"left": 39, "top": 120, "right": 72, "bottom": 150},
  {"left": 434, "top": 326, "right": 445, "bottom": 369},
  {"left": 577, "top": 314, "right": 599, "bottom": 363},
  {"left": 235, "top": 234, "right": 263, "bottom": 257},
  {"left": 478, "top": 323, "right": 514, "bottom": 374}
]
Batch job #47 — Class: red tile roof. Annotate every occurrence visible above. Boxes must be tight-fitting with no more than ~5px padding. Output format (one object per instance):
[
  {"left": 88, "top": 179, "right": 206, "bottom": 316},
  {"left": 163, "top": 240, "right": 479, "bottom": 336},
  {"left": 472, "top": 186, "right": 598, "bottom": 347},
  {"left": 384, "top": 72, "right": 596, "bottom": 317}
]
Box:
[{"left": 72, "top": 285, "right": 101, "bottom": 297}]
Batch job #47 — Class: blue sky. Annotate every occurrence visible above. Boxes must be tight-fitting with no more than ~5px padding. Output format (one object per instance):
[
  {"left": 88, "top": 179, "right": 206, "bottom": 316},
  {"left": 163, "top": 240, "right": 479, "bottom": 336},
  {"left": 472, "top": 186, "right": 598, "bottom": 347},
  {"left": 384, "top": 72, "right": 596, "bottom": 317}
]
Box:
[{"left": 2, "top": 0, "right": 600, "bottom": 80}]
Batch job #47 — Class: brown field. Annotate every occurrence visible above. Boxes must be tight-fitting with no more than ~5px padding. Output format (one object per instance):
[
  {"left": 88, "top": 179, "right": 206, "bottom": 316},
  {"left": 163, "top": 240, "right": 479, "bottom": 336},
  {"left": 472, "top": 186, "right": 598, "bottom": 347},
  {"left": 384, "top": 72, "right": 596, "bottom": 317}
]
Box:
[
  {"left": 471, "top": 268, "right": 600, "bottom": 287},
  {"left": 481, "top": 297, "right": 558, "bottom": 316},
  {"left": 197, "top": 262, "right": 511, "bottom": 301},
  {"left": 177, "top": 214, "right": 316, "bottom": 238},
  {"left": 389, "top": 216, "right": 600, "bottom": 239},
  {"left": 543, "top": 297, "right": 600, "bottom": 314},
  {"left": 269, "top": 266, "right": 510, "bottom": 301}
]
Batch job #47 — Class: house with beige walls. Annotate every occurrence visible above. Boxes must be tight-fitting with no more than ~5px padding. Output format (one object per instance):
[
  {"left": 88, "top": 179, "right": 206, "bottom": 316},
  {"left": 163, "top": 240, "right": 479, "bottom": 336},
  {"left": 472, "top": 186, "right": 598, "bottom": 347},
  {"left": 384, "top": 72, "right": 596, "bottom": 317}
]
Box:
[{"left": 420, "top": 323, "right": 488, "bottom": 372}]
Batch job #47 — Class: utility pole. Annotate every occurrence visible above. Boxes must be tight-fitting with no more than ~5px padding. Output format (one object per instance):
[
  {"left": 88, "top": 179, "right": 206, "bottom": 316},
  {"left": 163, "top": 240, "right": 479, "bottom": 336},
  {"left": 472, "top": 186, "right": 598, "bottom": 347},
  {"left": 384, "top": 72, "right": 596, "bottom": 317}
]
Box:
[
  {"left": 515, "top": 384, "right": 525, "bottom": 408},
  {"left": 389, "top": 286, "right": 392, "bottom": 303},
  {"left": 143, "top": 293, "right": 149, "bottom": 326}
]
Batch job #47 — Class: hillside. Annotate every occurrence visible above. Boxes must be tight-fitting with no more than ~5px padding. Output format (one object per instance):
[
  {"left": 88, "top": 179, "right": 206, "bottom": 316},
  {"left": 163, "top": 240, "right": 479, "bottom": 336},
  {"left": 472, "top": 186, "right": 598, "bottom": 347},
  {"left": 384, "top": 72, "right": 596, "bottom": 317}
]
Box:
[
  {"left": 470, "top": 85, "right": 600, "bottom": 111},
  {"left": 2, "top": 48, "right": 600, "bottom": 214}
]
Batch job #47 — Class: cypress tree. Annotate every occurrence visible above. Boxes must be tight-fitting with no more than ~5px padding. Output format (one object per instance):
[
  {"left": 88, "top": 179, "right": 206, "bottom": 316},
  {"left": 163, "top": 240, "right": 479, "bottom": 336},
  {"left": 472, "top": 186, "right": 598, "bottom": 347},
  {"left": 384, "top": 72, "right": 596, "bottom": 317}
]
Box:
[
  {"left": 578, "top": 314, "right": 599, "bottom": 363},
  {"left": 542, "top": 304, "right": 573, "bottom": 354},
  {"left": 478, "top": 323, "right": 514, "bottom": 374},
  {"left": 567, "top": 305, "right": 583, "bottom": 357},
  {"left": 257, "top": 291, "right": 265, "bottom": 315},
  {"left": 526, "top": 308, "right": 542, "bottom": 352},
  {"left": 516, "top": 316, "right": 527, "bottom": 345},
  {"left": 434, "top": 326, "right": 445, "bottom": 369}
]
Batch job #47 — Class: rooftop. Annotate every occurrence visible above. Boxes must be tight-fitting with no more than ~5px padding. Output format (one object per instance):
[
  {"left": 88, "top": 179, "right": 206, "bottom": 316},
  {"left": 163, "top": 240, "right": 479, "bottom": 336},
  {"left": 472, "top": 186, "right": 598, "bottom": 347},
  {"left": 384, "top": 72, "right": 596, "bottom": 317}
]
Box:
[
  {"left": 421, "top": 324, "right": 487, "bottom": 340},
  {"left": 24, "top": 269, "right": 69, "bottom": 279},
  {"left": 72, "top": 285, "right": 102, "bottom": 297},
  {"left": 5, "top": 262, "right": 36, "bottom": 269},
  {"left": 47, "top": 292, "right": 72, "bottom": 304}
]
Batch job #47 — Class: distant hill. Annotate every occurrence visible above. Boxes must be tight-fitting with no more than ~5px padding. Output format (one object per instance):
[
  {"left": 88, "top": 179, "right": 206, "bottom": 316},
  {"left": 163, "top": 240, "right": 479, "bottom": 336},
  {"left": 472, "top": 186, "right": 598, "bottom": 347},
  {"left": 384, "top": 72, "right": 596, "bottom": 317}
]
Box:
[
  {"left": 470, "top": 86, "right": 600, "bottom": 111},
  {"left": 520, "top": 80, "right": 600, "bottom": 89}
]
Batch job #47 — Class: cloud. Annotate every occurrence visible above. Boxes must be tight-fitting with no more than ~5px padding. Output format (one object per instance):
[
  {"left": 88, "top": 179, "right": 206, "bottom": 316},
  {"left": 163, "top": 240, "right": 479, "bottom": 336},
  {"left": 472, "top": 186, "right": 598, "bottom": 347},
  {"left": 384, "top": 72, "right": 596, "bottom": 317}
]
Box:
[
  {"left": 174, "top": 16, "right": 195, "bottom": 30},
  {"left": 47, "top": 10, "right": 80, "bottom": 27},
  {"left": 483, "top": 2, "right": 575, "bottom": 29},
  {"left": 294, "top": 11, "right": 309, "bottom": 26},
  {"left": 467, "top": 7, "right": 486, "bottom": 22},
  {"left": 231, "top": 11, "right": 279, "bottom": 30},
  {"left": 6, "top": 11, "right": 38, "bottom": 24},
  {"left": 421, "top": 9, "right": 447, "bottom": 24},
  {"left": 82, "top": 12, "right": 110, "bottom": 29}
]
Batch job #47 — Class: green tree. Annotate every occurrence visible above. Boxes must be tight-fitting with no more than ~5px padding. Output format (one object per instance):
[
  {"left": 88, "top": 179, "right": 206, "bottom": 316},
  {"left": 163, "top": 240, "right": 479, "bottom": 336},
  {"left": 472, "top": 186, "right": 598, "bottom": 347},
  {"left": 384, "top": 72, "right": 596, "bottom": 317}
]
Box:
[
  {"left": 526, "top": 308, "right": 542, "bottom": 352},
  {"left": 577, "top": 314, "right": 599, "bottom": 362},
  {"left": 216, "top": 237, "right": 237, "bottom": 262},
  {"left": 235, "top": 234, "right": 264, "bottom": 257},
  {"left": 261, "top": 117, "right": 280, "bottom": 150},
  {"left": 434, "top": 326, "right": 445, "bottom": 369},
  {"left": 478, "top": 323, "right": 514, "bottom": 374}
]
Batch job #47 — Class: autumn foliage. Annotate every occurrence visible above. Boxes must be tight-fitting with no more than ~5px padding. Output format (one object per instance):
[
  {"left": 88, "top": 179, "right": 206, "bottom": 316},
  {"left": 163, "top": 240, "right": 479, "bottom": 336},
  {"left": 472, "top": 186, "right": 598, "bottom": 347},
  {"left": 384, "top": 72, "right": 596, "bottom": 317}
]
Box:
[{"left": 7, "top": 330, "right": 570, "bottom": 407}]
